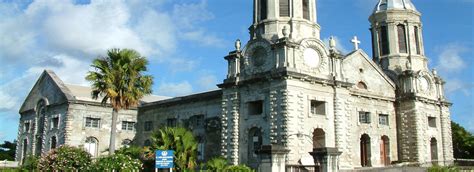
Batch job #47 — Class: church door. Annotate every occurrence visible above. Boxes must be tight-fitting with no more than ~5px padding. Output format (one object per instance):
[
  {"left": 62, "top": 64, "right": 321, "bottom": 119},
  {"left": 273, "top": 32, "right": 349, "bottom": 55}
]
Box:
[
  {"left": 380, "top": 136, "right": 390, "bottom": 166},
  {"left": 248, "top": 128, "right": 262, "bottom": 169},
  {"left": 360, "top": 134, "right": 371, "bottom": 167},
  {"left": 430, "top": 138, "right": 438, "bottom": 165},
  {"left": 85, "top": 137, "right": 98, "bottom": 157},
  {"left": 312, "top": 128, "right": 325, "bottom": 149}
]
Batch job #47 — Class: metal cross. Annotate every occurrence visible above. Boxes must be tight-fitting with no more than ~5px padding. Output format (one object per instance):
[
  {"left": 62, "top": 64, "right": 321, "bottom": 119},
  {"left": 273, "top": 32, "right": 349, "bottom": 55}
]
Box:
[{"left": 351, "top": 36, "right": 361, "bottom": 50}]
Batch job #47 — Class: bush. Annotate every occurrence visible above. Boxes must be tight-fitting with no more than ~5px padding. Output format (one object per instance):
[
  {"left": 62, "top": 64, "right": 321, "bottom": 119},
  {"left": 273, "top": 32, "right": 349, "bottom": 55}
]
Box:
[
  {"left": 206, "top": 157, "right": 228, "bottom": 171},
  {"left": 37, "top": 145, "right": 92, "bottom": 171},
  {"left": 225, "top": 164, "right": 253, "bottom": 172},
  {"left": 20, "top": 155, "right": 39, "bottom": 171},
  {"left": 92, "top": 154, "right": 142, "bottom": 171}
]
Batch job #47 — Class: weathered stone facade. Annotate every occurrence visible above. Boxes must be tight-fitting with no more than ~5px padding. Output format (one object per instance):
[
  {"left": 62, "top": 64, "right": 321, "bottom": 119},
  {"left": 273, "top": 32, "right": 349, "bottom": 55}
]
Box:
[
  {"left": 15, "top": 70, "right": 164, "bottom": 163},
  {"left": 15, "top": 0, "right": 453, "bottom": 170}
]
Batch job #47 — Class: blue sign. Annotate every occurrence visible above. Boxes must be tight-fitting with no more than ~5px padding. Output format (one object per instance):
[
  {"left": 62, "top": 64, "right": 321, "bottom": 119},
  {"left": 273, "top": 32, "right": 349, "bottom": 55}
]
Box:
[{"left": 155, "top": 150, "right": 174, "bottom": 169}]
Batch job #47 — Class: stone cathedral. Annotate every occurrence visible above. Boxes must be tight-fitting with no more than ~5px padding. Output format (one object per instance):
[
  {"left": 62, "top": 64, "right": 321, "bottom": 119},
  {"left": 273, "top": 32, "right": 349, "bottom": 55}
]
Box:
[{"left": 16, "top": 0, "right": 453, "bottom": 170}]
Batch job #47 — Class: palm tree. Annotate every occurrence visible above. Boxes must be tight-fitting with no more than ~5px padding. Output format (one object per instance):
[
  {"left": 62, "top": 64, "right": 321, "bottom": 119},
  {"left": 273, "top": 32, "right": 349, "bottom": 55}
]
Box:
[
  {"left": 86, "top": 48, "right": 153, "bottom": 155},
  {"left": 147, "top": 127, "right": 198, "bottom": 171}
]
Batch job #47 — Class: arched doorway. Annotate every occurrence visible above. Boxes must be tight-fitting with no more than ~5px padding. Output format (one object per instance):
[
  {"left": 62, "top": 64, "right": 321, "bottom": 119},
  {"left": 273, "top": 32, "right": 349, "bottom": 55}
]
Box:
[
  {"left": 430, "top": 138, "right": 438, "bottom": 165},
  {"left": 50, "top": 136, "right": 57, "bottom": 150},
  {"left": 360, "top": 134, "right": 371, "bottom": 167},
  {"left": 380, "top": 136, "right": 390, "bottom": 166},
  {"left": 21, "top": 139, "right": 28, "bottom": 164},
  {"left": 35, "top": 100, "right": 46, "bottom": 156},
  {"left": 312, "top": 128, "right": 325, "bottom": 149},
  {"left": 248, "top": 127, "right": 262, "bottom": 169},
  {"left": 84, "top": 137, "right": 98, "bottom": 157}
]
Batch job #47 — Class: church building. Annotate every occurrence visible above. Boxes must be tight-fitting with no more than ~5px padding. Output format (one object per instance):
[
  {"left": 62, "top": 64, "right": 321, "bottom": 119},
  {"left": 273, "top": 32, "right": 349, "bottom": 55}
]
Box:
[
  {"left": 138, "top": 0, "right": 453, "bottom": 169},
  {"left": 16, "top": 0, "right": 453, "bottom": 170}
]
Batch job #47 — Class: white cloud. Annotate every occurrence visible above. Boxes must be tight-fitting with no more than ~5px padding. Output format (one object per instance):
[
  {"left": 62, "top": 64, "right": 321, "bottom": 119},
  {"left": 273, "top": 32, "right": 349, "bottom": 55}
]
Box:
[
  {"left": 435, "top": 43, "right": 468, "bottom": 74},
  {"left": 166, "top": 58, "right": 198, "bottom": 73},
  {"left": 0, "top": 0, "right": 222, "bottom": 115},
  {"left": 156, "top": 81, "right": 193, "bottom": 97}
]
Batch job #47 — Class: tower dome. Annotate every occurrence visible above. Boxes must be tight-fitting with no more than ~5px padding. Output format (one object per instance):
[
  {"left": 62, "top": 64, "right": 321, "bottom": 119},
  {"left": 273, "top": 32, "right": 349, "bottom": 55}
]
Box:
[{"left": 373, "top": 0, "right": 418, "bottom": 13}]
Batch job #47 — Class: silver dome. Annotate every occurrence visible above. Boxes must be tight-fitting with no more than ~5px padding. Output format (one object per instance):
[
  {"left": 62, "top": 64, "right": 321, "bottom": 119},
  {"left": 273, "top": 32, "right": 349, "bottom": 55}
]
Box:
[{"left": 373, "top": 0, "right": 418, "bottom": 13}]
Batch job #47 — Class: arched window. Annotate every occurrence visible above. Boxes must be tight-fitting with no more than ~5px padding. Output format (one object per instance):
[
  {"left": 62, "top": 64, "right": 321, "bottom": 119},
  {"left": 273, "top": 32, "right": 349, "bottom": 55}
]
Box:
[
  {"left": 144, "top": 139, "right": 151, "bottom": 147},
  {"left": 357, "top": 82, "right": 368, "bottom": 89},
  {"left": 360, "top": 134, "right": 371, "bottom": 167},
  {"left": 302, "top": 0, "right": 310, "bottom": 20},
  {"left": 84, "top": 137, "right": 98, "bottom": 157},
  {"left": 21, "top": 139, "right": 28, "bottom": 164},
  {"left": 248, "top": 128, "right": 262, "bottom": 167},
  {"left": 312, "top": 128, "right": 325, "bottom": 149},
  {"left": 380, "top": 136, "right": 390, "bottom": 166},
  {"left": 50, "top": 136, "right": 57, "bottom": 149},
  {"left": 280, "top": 0, "right": 290, "bottom": 17},
  {"left": 430, "top": 138, "right": 438, "bottom": 164},
  {"left": 378, "top": 26, "right": 390, "bottom": 56},
  {"left": 35, "top": 100, "right": 47, "bottom": 156},
  {"left": 414, "top": 26, "right": 421, "bottom": 55},
  {"left": 397, "top": 24, "right": 407, "bottom": 53},
  {"left": 122, "top": 139, "right": 132, "bottom": 148},
  {"left": 260, "top": 0, "right": 267, "bottom": 20}
]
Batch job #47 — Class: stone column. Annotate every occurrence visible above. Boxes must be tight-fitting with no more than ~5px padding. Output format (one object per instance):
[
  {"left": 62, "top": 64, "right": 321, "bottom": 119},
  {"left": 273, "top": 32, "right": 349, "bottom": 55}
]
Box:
[
  {"left": 309, "top": 148, "right": 342, "bottom": 172},
  {"left": 256, "top": 145, "right": 290, "bottom": 172}
]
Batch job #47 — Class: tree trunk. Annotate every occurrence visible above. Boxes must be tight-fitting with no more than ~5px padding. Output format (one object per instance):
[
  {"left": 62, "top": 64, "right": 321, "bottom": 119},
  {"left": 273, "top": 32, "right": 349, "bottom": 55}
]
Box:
[{"left": 109, "top": 109, "right": 118, "bottom": 155}]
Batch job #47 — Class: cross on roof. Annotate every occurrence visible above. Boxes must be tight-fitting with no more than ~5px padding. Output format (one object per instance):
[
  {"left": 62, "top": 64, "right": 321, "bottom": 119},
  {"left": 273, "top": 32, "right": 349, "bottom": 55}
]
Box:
[{"left": 351, "top": 36, "right": 361, "bottom": 50}]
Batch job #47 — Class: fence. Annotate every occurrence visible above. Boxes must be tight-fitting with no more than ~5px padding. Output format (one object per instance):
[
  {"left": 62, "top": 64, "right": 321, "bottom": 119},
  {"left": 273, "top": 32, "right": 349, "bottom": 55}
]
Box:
[{"left": 286, "top": 164, "right": 320, "bottom": 172}]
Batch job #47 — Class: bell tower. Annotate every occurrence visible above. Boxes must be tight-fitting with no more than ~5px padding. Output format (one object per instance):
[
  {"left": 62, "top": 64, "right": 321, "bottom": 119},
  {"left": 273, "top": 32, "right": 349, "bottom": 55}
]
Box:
[
  {"left": 369, "top": 0, "right": 426, "bottom": 74},
  {"left": 369, "top": 0, "right": 454, "bottom": 165},
  {"left": 250, "top": 0, "right": 321, "bottom": 41}
]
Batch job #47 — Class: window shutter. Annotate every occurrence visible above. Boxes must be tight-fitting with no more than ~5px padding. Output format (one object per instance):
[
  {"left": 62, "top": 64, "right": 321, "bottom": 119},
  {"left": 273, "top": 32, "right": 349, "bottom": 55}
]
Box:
[{"left": 280, "top": 0, "right": 290, "bottom": 17}]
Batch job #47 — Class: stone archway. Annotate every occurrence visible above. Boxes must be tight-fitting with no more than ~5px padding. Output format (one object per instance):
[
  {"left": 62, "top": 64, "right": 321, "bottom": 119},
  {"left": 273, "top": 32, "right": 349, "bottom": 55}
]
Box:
[
  {"left": 35, "top": 100, "right": 46, "bottom": 156},
  {"left": 312, "top": 128, "right": 325, "bottom": 149},
  {"left": 248, "top": 127, "right": 262, "bottom": 168},
  {"left": 380, "top": 136, "right": 390, "bottom": 166},
  {"left": 360, "top": 134, "right": 371, "bottom": 167},
  {"left": 85, "top": 137, "right": 98, "bottom": 157},
  {"left": 430, "top": 138, "right": 438, "bottom": 164}
]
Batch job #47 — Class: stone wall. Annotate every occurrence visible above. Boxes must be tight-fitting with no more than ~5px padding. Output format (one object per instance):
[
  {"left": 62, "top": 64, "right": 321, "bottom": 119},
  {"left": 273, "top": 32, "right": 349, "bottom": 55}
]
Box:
[
  {"left": 64, "top": 103, "right": 137, "bottom": 157},
  {"left": 137, "top": 91, "right": 222, "bottom": 162}
]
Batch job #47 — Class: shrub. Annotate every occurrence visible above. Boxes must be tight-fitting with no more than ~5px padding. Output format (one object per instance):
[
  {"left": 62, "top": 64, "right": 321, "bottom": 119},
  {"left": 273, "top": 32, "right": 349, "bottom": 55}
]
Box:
[
  {"left": 225, "top": 164, "right": 253, "bottom": 172},
  {"left": 206, "top": 157, "right": 228, "bottom": 171},
  {"left": 427, "top": 165, "right": 459, "bottom": 172},
  {"left": 92, "top": 154, "right": 142, "bottom": 171},
  {"left": 20, "top": 155, "right": 39, "bottom": 171},
  {"left": 37, "top": 145, "right": 92, "bottom": 171}
]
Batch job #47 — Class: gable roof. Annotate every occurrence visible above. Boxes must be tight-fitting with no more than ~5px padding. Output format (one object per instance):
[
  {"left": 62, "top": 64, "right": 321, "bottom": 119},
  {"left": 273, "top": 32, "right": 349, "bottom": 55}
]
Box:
[
  {"left": 19, "top": 70, "right": 169, "bottom": 113},
  {"left": 343, "top": 49, "right": 396, "bottom": 88}
]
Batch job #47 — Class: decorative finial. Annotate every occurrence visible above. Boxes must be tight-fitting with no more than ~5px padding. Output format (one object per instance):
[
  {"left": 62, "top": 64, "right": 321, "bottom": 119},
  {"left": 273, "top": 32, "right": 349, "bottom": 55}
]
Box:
[
  {"left": 235, "top": 39, "right": 241, "bottom": 51},
  {"left": 432, "top": 68, "right": 438, "bottom": 76},
  {"left": 351, "top": 36, "right": 361, "bottom": 50},
  {"left": 282, "top": 26, "right": 289, "bottom": 38},
  {"left": 329, "top": 36, "right": 336, "bottom": 50}
]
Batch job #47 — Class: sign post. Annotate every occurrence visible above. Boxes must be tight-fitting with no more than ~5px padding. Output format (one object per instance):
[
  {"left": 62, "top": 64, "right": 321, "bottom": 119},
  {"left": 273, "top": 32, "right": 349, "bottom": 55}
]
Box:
[{"left": 155, "top": 150, "right": 174, "bottom": 172}]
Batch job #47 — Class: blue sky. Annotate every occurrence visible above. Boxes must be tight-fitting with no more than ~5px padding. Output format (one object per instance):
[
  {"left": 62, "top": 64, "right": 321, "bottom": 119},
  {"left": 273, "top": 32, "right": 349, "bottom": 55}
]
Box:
[{"left": 0, "top": 0, "right": 472, "bottom": 142}]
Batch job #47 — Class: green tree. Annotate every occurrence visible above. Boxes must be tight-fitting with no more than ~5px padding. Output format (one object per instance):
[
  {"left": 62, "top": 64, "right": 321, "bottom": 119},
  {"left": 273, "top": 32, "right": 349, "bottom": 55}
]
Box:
[
  {"left": 147, "top": 127, "right": 198, "bottom": 171},
  {"left": 86, "top": 48, "right": 153, "bottom": 154},
  {"left": 0, "top": 140, "right": 16, "bottom": 160},
  {"left": 452, "top": 121, "right": 474, "bottom": 159}
]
